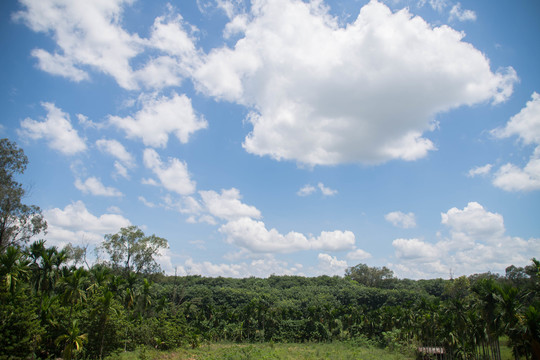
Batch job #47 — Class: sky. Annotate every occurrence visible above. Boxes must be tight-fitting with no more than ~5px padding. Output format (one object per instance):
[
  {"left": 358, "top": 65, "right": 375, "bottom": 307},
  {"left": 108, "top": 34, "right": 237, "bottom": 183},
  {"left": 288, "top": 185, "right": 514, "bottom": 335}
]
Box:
[{"left": 1, "top": 0, "right": 539, "bottom": 279}]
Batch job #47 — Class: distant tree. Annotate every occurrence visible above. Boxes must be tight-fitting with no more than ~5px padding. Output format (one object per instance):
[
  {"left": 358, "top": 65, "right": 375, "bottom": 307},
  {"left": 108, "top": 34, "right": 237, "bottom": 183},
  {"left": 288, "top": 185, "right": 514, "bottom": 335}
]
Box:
[
  {"left": 99, "top": 226, "right": 168, "bottom": 276},
  {"left": 345, "top": 263, "right": 396, "bottom": 288},
  {"left": 0, "top": 138, "right": 47, "bottom": 252}
]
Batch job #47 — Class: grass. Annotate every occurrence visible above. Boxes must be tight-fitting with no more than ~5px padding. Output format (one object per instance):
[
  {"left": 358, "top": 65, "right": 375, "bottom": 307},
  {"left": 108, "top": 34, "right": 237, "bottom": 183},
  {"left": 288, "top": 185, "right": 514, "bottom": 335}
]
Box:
[
  {"left": 106, "top": 342, "right": 416, "bottom": 360},
  {"left": 499, "top": 337, "right": 514, "bottom": 360}
]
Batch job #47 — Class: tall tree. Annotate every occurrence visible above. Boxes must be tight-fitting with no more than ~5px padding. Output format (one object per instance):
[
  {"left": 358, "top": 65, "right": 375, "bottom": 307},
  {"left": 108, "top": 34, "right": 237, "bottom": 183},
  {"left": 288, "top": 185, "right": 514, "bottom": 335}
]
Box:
[
  {"left": 0, "top": 138, "right": 47, "bottom": 252},
  {"left": 345, "top": 263, "right": 396, "bottom": 288},
  {"left": 99, "top": 226, "right": 168, "bottom": 276}
]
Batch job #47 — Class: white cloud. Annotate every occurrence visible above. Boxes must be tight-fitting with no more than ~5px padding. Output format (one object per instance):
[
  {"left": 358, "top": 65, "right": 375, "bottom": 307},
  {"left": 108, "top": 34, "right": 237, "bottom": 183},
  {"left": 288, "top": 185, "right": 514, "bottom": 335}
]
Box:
[
  {"left": 15, "top": 0, "right": 201, "bottom": 90},
  {"left": 141, "top": 177, "right": 159, "bottom": 187},
  {"left": 113, "top": 162, "right": 129, "bottom": 179},
  {"left": 468, "top": 164, "right": 492, "bottom": 177},
  {"left": 418, "top": 0, "right": 448, "bottom": 13},
  {"left": 43, "top": 200, "right": 131, "bottom": 248},
  {"left": 74, "top": 177, "right": 123, "bottom": 197},
  {"left": 219, "top": 217, "right": 355, "bottom": 253},
  {"left": 138, "top": 196, "right": 156, "bottom": 208},
  {"left": 448, "top": 3, "right": 476, "bottom": 22},
  {"left": 297, "top": 183, "right": 337, "bottom": 196},
  {"left": 18, "top": 102, "right": 87, "bottom": 155},
  {"left": 392, "top": 202, "right": 539, "bottom": 278},
  {"left": 147, "top": 10, "right": 200, "bottom": 73},
  {"left": 30, "top": 48, "right": 90, "bottom": 82},
  {"left": 385, "top": 211, "right": 416, "bottom": 229},
  {"left": 486, "top": 92, "right": 540, "bottom": 191},
  {"left": 96, "top": 139, "right": 135, "bottom": 167},
  {"left": 110, "top": 92, "right": 207, "bottom": 148},
  {"left": 107, "top": 206, "right": 122, "bottom": 214},
  {"left": 392, "top": 238, "right": 439, "bottom": 260},
  {"left": 493, "top": 92, "right": 540, "bottom": 145},
  {"left": 346, "top": 248, "right": 372, "bottom": 261},
  {"left": 441, "top": 202, "right": 505, "bottom": 242},
  {"left": 219, "top": 217, "right": 311, "bottom": 253},
  {"left": 297, "top": 184, "right": 317, "bottom": 196},
  {"left": 77, "top": 114, "right": 106, "bottom": 130},
  {"left": 143, "top": 148, "right": 196, "bottom": 195},
  {"left": 177, "top": 255, "right": 302, "bottom": 278},
  {"left": 217, "top": 0, "right": 246, "bottom": 19},
  {"left": 492, "top": 148, "right": 540, "bottom": 192},
  {"left": 194, "top": 0, "right": 517, "bottom": 165},
  {"left": 311, "top": 231, "right": 356, "bottom": 251},
  {"left": 318, "top": 183, "right": 337, "bottom": 196},
  {"left": 14, "top": 0, "right": 144, "bottom": 90},
  {"left": 96, "top": 139, "right": 135, "bottom": 178},
  {"left": 316, "top": 253, "right": 348, "bottom": 276},
  {"left": 199, "top": 188, "right": 262, "bottom": 221}
]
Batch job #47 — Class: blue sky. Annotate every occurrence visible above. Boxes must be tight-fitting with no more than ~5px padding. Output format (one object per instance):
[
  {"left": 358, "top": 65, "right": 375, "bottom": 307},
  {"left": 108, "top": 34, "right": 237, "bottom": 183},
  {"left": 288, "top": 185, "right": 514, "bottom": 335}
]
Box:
[{"left": 1, "top": 0, "right": 539, "bottom": 279}]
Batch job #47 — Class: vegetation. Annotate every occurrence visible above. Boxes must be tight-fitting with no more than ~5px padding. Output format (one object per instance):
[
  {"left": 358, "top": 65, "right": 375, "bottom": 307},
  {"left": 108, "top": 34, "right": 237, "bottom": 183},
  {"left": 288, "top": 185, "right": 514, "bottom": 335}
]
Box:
[
  {"left": 1, "top": 139, "right": 539, "bottom": 359},
  {"left": 107, "top": 342, "right": 414, "bottom": 360},
  {"left": 0, "top": 138, "right": 47, "bottom": 251}
]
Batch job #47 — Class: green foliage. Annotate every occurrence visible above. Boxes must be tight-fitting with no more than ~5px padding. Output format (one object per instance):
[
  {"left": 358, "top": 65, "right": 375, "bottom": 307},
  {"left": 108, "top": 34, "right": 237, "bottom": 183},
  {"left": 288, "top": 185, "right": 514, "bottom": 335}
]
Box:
[
  {"left": 345, "top": 263, "right": 396, "bottom": 289},
  {"left": 55, "top": 319, "right": 88, "bottom": 360},
  {"left": 2, "top": 218, "right": 539, "bottom": 360},
  {"left": 0, "top": 286, "right": 43, "bottom": 359},
  {"left": 0, "top": 138, "right": 47, "bottom": 252},
  {"left": 110, "top": 342, "right": 416, "bottom": 360},
  {"left": 100, "top": 226, "right": 168, "bottom": 276}
]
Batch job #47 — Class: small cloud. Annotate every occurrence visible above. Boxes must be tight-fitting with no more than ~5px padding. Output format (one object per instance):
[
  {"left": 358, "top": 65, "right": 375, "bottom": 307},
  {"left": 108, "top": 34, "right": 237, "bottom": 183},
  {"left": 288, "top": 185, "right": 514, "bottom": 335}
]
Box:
[
  {"left": 138, "top": 196, "right": 156, "bottom": 208},
  {"left": 346, "top": 248, "right": 372, "bottom": 261},
  {"left": 143, "top": 148, "right": 196, "bottom": 195},
  {"left": 490, "top": 92, "right": 540, "bottom": 192},
  {"left": 75, "top": 177, "right": 123, "bottom": 197},
  {"left": 297, "top": 184, "right": 317, "bottom": 196},
  {"left": 449, "top": 3, "right": 477, "bottom": 22},
  {"left": 492, "top": 92, "right": 540, "bottom": 145},
  {"left": 318, "top": 182, "right": 337, "bottom": 196},
  {"left": 492, "top": 148, "right": 540, "bottom": 192},
  {"left": 297, "top": 183, "right": 337, "bottom": 197},
  {"left": 199, "top": 188, "right": 261, "bottom": 221},
  {"left": 77, "top": 114, "right": 104, "bottom": 129},
  {"left": 18, "top": 102, "right": 87, "bottom": 155},
  {"left": 468, "top": 164, "right": 492, "bottom": 177},
  {"left": 385, "top": 211, "right": 416, "bottom": 229},
  {"left": 190, "top": 239, "right": 206, "bottom": 250},
  {"left": 141, "top": 177, "right": 159, "bottom": 186},
  {"left": 107, "top": 206, "right": 122, "bottom": 214},
  {"left": 110, "top": 92, "right": 207, "bottom": 148}
]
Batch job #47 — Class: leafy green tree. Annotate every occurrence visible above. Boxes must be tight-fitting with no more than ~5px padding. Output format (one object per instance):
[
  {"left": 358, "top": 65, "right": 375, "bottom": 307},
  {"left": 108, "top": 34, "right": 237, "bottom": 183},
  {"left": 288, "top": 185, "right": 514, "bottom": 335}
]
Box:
[
  {"left": 345, "top": 263, "right": 396, "bottom": 289},
  {"left": 99, "top": 226, "right": 168, "bottom": 276},
  {"left": 0, "top": 138, "right": 47, "bottom": 252}
]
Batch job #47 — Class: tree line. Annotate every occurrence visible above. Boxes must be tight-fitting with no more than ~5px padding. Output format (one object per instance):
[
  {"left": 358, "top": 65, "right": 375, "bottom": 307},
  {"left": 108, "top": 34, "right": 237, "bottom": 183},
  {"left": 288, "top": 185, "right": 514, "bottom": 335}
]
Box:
[{"left": 1, "top": 138, "right": 539, "bottom": 359}]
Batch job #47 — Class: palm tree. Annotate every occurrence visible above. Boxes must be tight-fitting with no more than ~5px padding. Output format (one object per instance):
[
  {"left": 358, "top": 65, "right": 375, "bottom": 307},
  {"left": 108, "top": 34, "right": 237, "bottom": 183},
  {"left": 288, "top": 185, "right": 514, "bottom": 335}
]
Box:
[
  {"left": 55, "top": 319, "right": 87, "bottom": 360},
  {"left": 59, "top": 267, "right": 87, "bottom": 317},
  {"left": 93, "top": 290, "right": 118, "bottom": 359},
  {"left": 137, "top": 278, "right": 153, "bottom": 317},
  {"left": 0, "top": 246, "right": 29, "bottom": 294},
  {"left": 524, "top": 305, "right": 540, "bottom": 360},
  {"left": 497, "top": 284, "right": 523, "bottom": 359},
  {"left": 31, "top": 245, "right": 65, "bottom": 296}
]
